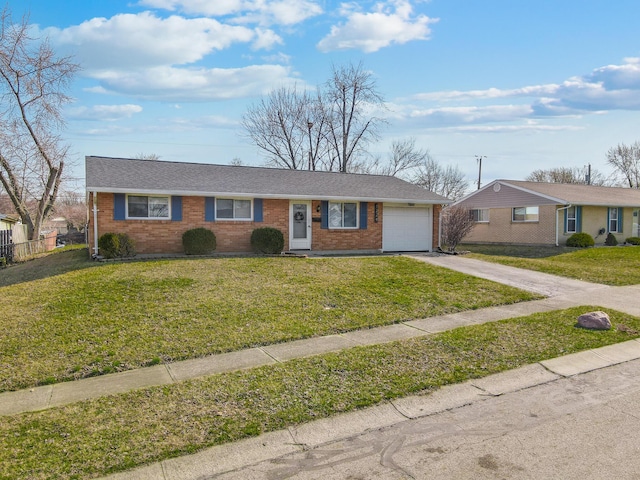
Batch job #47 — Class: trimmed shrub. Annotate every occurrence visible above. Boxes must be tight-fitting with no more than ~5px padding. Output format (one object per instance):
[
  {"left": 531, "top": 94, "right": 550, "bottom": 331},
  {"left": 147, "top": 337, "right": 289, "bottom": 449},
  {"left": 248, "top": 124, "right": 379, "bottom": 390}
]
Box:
[
  {"left": 98, "top": 232, "right": 136, "bottom": 259},
  {"left": 182, "top": 227, "right": 216, "bottom": 255},
  {"left": 605, "top": 232, "right": 618, "bottom": 246},
  {"left": 566, "top": 232, "right": 594, "bottom": 248},
  {"left": 251, "top": 227, "right": 285, "bottom": 254},
  {"left": 625, "top": 237, "right": 640, "bottom": 245}
]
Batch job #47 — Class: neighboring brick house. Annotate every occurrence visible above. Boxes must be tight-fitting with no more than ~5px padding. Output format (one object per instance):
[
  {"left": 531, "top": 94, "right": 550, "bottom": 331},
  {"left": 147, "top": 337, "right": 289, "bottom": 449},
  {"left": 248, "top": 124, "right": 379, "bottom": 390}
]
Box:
[
  {"left": 454, "top": 180, "right": 640, "bottom": 246},
  {"left": 85, "top": 156, "right": 450, "bottom": 256}
]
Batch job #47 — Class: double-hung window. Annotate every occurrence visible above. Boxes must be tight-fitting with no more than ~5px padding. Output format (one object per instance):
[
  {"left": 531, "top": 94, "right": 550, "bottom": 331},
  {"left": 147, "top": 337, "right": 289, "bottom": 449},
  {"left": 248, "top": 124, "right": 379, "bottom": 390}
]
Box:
[
  {"left": 127, "top": 195, "right": 170, "bottom": 219},
  {"left": 566, "top": 206, "right": 577, "bottom": 233},
  {"left": 471, "top": 208, "right": 489, "bottom": 223},
  {"left": 609, "top": 207, "right": 620, "bottom": 233},
  {"left": 329, "top": 202, "right": 358, "bottom": 229},
  {"left": 216, "top": 199, "right": 252, "bottom": 220},
  {"left": 512, "top": 206, "right": 539, "bottom": 222}
]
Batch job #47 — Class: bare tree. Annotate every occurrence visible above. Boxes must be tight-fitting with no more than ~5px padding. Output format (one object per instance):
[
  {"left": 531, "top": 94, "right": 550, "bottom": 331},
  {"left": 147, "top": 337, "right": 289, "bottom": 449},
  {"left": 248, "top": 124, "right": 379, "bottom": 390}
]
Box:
[
  {"left": 0, "top": 7, "right": 79, "bottom": 239},
  {"left": 241, "top": 85, "right": 320, "bottom": 170},
  {"left": 440, "top": 205, "right": 475, "bottom": 253},
  {"left": 413, "top": 157, "right": 468, "bottom": 200},
  {"left": 322, "top": 62, "right": 386, "bottom": 173},
  {"left": 134, "top": 153, "right": 161, "bottom": 160},
  {"left": 53, "top": 189, "right": 86, "bottom": 232},
  {"left": 526, "top": 166, "right": 607, "bottom": 186},
  {"left": 606, "top": 142, "right": 640, "bottom": 188}
]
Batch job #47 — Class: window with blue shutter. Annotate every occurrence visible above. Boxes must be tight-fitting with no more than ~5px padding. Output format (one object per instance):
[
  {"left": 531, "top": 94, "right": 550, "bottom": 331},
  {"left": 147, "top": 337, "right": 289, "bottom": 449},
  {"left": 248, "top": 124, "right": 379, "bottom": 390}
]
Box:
[
  {"left": 359, "top": 202, "right": 368, "bottom": 229},
  {"left": 114, "top": 193, "right": 126, "bottom": 220},
  {"left": 320, "top": 201, "right": 328, "bottom": 229},
  {"left": 171, "top": 196, "right": 182, "bottom": 221},
  {"left": 205, "top": 197, "right": 215, "bottom": 222},
  {"left": 254, "top": 198, "right": 263, "bottom": 222},
  {"left": 576, "top": 206, "right": 582, "bottom": 232}
]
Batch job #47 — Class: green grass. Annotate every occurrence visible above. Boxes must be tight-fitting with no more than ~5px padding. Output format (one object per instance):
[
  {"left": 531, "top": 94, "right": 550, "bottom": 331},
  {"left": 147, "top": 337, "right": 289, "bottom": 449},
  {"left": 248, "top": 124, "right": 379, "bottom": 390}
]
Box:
[
  {"left": 1, "top": 306, "right": 638, "bottom": 480},
  {"left": 466, "top": 245, "right": 640, "bottom": 285},
  {"left": 0, "top": 254, "right": 537, "bottom": 392}
]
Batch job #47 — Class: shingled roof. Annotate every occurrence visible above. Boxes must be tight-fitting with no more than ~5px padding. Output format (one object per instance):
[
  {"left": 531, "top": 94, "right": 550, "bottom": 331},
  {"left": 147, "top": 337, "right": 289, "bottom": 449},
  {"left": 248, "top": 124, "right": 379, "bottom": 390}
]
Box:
[
  {"left": 85, "top": 156, "right": 450, "bottom": 205},
  {"left": 498, "top": 180, "right": 640, "bottom": 207}
]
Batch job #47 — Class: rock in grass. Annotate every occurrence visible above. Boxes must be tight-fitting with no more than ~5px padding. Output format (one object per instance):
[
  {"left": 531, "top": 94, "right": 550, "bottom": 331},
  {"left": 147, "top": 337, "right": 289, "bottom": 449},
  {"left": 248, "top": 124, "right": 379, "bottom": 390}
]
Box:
[{"left": 577, "top": 311, "right": 611, "bottom": 330}]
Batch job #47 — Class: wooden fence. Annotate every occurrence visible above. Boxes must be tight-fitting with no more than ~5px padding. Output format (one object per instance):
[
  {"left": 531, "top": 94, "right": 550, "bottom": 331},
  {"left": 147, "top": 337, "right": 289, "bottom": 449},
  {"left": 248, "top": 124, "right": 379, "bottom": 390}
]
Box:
[{"left": 0, "top": 225, "right": 52, "bottom": 262}]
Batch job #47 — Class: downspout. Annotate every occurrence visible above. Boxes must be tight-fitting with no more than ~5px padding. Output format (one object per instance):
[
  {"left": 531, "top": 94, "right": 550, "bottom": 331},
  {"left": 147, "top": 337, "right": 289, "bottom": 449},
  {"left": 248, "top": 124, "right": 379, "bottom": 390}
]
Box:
[
  {"left": 555, "top": 204, "right": 572, "bottom": 246},
  {"left": 92, "top": 191, "right": 99, "bottom": 257}
]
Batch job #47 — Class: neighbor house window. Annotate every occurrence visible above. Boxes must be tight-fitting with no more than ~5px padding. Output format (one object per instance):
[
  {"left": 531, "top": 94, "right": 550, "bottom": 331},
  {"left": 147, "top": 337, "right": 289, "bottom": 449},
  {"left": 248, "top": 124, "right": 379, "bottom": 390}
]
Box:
[
  {"left": 512, "top": 206, "right": 539, "bottom": 222},
  {"left": 609, "top": 207, "right": 620, "bottom": 233},
  {"left": 329, "top": 202, "right": 358, "bottom": 228},
  {"left": 216, "top": 198, "right": 252, "bottom": 220},
  {"left": 566, "top": 206, "right": 577, "bottom": 233},
  {"left": 127, "top": 195, "right": 170, "bottom": 219},
  {"left": 471, "top": 209, "right": 489, "bottom": 223}
]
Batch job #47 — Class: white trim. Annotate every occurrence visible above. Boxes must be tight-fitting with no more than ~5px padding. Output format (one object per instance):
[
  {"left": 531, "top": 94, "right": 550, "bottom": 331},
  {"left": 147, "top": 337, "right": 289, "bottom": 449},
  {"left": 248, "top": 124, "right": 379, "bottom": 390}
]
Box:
[
  {"left": 86, "top": 187, "right": 449, "bottom": 206},
  {"left": 289, "top": 201, "right": 312, "bottom": 250},
  {"left": 125, "top": 194, "right": 171, "bottom": 220},
  {"left": 328, "top": 201, "right": 359, "bottom": 230},
  {"left": 215, "top": 197, "right": 253, "bottom": 221}
]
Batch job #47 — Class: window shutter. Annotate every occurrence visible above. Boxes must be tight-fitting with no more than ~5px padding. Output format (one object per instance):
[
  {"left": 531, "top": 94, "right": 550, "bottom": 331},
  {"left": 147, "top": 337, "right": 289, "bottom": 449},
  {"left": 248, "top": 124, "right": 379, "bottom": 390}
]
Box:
[
  {"left": 564, "top": 208, "right": 568, "bottom": 232},
  {"left": 205, "top": 197, "right": 215, "bottom": 222},
  {"left": 607, "top": 208, "right": 610, "bottom": 232},
  {"left": 576, "top": 206, "right": 582, "bottom": 232},
  {"left": 254, "top": 198, "right": 263, "bottom": 222},
  {"left": 114, "top": 193, "right": 126, "bottom": 220},
  {"left": 320, "top": 201, "right": 328, "bottom": 229},
  {"left": 359, "top": 202, "right": 368, "bottom": 229},
  {"left": 171, "top": 196, "right": 182, "bottom": 221},
  {"left": 618, "top": 207, "right": 623, "bottom": 232}
]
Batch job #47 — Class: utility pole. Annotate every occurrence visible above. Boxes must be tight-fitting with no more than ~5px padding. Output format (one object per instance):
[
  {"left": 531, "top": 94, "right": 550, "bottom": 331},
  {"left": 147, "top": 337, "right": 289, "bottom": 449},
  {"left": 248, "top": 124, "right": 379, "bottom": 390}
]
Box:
[
  {"left": 307, "top": 121, "right": 314, "bottom": 170},
  {"left": 586, "top": 163, "right": 592, "bottom": 185},
  {"left": 475, "top": 155, "right": 486, "bottom": 190}
]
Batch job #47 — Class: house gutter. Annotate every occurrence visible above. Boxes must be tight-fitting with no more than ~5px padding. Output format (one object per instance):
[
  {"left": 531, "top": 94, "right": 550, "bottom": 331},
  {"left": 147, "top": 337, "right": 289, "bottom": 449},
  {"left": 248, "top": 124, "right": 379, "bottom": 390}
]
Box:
[
  {"left": 92, "top": 191, "right": 99, "bottom": 257},
  {"left": 555, "top": 204, "right": 572, "bottom": 246}
]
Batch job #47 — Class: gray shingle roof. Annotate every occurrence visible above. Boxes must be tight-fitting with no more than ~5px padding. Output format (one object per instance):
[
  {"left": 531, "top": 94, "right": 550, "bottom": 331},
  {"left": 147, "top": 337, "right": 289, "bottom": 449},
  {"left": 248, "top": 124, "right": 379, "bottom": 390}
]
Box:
[
  {"left": 85, "top": 156, "right": 450, "bottom": 204},
  {"left": 503, "top": 180, "right": 640, "bottom": 207}
]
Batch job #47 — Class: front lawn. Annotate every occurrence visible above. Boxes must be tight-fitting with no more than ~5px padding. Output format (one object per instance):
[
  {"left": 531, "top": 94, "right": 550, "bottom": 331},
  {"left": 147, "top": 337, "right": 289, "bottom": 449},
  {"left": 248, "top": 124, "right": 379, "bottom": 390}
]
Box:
[
  {"left": 2, "top": 306, "right": 639, "bottom": 480},
  {"left": 0, "top": 255, "right": 537, "bottom": 392},
  {"left": 467, "top": 245, "right": 640, "bottom": 286}
]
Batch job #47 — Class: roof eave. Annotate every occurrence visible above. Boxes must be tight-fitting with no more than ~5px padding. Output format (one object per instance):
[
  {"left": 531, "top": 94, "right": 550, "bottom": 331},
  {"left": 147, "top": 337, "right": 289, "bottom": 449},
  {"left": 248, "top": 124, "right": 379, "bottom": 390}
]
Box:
[{"left": 86, "top": 187, "right": 450, "bottom": 205}]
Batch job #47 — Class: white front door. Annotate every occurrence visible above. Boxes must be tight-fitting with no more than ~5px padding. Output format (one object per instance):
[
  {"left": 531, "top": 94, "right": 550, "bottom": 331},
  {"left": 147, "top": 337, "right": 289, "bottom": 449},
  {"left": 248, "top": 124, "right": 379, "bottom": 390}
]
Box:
[{"left": 289, "top": 201, "right": 312, "bottom": 249}]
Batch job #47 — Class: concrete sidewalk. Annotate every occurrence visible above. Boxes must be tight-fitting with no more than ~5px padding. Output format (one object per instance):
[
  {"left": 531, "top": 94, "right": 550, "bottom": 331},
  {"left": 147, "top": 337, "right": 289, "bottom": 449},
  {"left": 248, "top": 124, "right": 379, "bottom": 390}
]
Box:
[{"left": 4, "top": 253, "right": 640, "bottom": 479}]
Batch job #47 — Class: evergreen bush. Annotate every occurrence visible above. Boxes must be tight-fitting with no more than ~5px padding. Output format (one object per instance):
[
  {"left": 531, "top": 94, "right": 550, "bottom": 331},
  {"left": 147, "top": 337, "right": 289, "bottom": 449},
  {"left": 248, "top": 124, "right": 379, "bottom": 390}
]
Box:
[
  {"left": 605, "top": 232, "right": 618, "bottom": 246},
  {"left": 566, "top": 232, "right": 594, "bottom": 248},
  {"left": 251, "top": 227, "right": 285, "bottom": 254},
  {"left": 98, "top": 232, "right": 136, "bottom": 259},
  {"left": 182, "top": 227, "right": 216, "bottom": 255},
  {"left": 625, "top": 237, "right": 640, "bottom": 245}
]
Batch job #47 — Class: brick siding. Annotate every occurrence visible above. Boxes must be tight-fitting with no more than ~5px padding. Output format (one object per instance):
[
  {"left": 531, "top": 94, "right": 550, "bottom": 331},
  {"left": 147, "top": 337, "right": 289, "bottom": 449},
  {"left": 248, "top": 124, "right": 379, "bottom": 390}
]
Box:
[{"left": 88, "top": 193, "right": 415, "bottom": 254}]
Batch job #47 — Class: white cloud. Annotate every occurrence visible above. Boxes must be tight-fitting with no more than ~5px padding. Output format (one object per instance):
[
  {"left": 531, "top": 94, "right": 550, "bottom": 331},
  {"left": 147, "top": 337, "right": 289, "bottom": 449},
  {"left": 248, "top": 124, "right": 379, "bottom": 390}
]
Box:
[
  {"left": 402, "top": 58, "right": 640, "bottom": 130},
  {"left": 137, "top": 0, "right": 323, "bottom": 26},
  {"left": 317, "top": 0, "right": 436, "bottom": 53},
  {"left": 48, "top": 12, "right": 255, "bottom": 70},
  {"left": 88, "top": 65, "right": 298, "bottom": 101},
  {"left": 251, "top": 28, "right": 283, "bottom": 50},
  {"left": 67, "top": 104, "right": 143, "bottom": 121}
]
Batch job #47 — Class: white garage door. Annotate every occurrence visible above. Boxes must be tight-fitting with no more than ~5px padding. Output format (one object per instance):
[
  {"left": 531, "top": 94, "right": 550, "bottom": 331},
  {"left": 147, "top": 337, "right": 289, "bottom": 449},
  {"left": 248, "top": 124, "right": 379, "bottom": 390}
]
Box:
[{"left": 383, "top": 205, "right": 432, "bottom": 252}]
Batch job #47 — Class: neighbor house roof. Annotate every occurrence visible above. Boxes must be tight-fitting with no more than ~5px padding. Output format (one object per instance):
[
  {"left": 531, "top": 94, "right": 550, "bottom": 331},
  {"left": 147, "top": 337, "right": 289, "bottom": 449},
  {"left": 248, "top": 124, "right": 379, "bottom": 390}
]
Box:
[
  {"left": 456, "top": 179, "right": 640, "bottom": 208},
  {"left": 85, "top": 156, "right": 451, "bottom": 205},
  {"left": 0, "top": 213, "right": 19, "bottom": 224}
]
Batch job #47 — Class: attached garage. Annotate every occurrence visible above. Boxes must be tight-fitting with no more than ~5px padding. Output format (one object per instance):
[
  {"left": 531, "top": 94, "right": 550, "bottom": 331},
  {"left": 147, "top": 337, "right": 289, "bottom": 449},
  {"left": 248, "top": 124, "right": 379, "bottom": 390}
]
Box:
[{"left": 382, "top": 204, "right": 432, "bottom": 252}]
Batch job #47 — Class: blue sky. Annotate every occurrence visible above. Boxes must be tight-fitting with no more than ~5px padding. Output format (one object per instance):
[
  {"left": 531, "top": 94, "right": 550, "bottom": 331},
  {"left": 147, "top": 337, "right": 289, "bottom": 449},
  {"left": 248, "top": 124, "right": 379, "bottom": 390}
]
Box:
[{"left": 14, "top": 0, "right": 640, "bottom": 189}]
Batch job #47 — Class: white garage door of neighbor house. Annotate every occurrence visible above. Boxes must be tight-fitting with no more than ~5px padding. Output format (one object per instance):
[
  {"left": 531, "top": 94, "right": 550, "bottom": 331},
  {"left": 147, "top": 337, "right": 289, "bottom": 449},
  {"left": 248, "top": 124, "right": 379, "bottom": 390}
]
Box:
[{"left": 383, "top": 206, "right": 432, "bottom": 252}]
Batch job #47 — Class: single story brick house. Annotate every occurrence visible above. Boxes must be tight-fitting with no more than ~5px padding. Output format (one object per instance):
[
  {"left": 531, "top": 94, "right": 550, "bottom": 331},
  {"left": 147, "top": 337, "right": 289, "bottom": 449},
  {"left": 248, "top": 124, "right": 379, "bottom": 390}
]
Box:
[
  {"left": 85, "top": 156, "right": 450, "bottom": 256},
  {"left": 454, "top": 179, "right": 640, "bottom": 246}
]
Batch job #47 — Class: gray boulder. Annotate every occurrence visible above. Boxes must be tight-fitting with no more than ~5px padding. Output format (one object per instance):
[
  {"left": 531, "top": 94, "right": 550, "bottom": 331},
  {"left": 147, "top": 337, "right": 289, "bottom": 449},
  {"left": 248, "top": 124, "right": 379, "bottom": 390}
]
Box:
[{"left": 577, "top": 311, "right": 612, "bottom": 330}]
